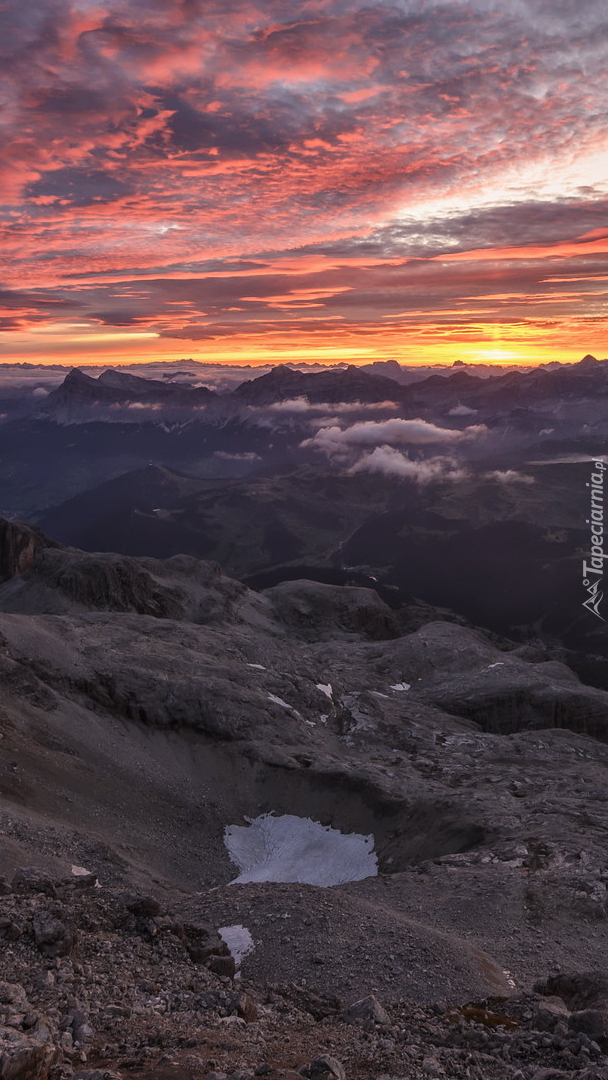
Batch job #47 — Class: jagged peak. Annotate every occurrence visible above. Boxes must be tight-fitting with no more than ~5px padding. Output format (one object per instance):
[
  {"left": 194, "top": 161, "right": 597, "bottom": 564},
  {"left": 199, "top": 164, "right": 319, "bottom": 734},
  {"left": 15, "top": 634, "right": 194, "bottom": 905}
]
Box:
[{"left": 62, "top": 367, "right": 98, "bottom": 386}]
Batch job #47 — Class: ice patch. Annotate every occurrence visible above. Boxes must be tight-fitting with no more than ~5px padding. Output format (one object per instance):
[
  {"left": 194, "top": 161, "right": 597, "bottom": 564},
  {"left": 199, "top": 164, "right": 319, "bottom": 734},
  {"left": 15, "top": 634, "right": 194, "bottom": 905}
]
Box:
[
  {"left": 224, "top": 813, "right": 378, "bottom": 887},
  {"left": 316, "top": 683, "right": 333, "bottom": 699},
  {"left": 218, "top": 924, "right": 255, "bottom": 971},
  {"left": 390, "top": 682, "right": 411, "bottom": 691}
]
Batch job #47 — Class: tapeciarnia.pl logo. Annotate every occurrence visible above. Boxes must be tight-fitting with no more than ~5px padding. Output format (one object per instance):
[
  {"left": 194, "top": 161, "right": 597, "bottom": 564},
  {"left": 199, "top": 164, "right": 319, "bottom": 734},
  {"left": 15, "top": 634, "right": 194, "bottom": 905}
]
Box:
[{"left": 582, "top": 459, "right": 607, "bottom": 621}]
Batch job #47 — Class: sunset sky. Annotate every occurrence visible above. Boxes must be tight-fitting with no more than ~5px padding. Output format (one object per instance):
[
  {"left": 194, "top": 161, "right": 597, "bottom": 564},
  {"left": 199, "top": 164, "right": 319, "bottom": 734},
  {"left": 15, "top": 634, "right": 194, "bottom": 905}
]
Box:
[{"left": 2, "top": 0, "right": 608, "bottom": 368}]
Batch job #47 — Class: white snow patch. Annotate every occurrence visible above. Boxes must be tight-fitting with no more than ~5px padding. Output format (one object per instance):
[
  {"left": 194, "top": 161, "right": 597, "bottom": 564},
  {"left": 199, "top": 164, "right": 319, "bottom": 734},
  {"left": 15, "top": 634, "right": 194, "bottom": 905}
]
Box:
[
  {"left": 371, "top": 691, "right": 389, "bottom": 699},
  {"left": 267, "top": 693, "right": 294, "bottom": 710},
  {"left": 71, "top": 865, "right": 92, "bottom": 877},
  {"left": 247, "top": 663, "right": 266, "bottom": 670},
  {"left": 224, "top": 813, "right": 378, "bottom": 887},
  {"left": 316, "top": 683, "right": 333, "bottom": 699},
  {"left": 218, "top": 924, "right": 255, "bottom": 971},
  {"left": 389, "top": 682, "right": 411, "bottom": 691},
  {"left": 487, "top": 663, "right": 504, "bottom": 669}
]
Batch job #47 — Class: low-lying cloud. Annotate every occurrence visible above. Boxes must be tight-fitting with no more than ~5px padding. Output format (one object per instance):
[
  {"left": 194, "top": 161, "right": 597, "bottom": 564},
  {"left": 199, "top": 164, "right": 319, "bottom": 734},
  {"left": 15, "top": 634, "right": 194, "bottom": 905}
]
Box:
[
  {"left": 485, "top": 469, "right": 535, "bottom": 485},
  {"left": 214, "top": 451, "right": 261, "bottom": 461},
  {"left": 349, "top": 446, "right": 466, "bottom": 482},
  {"left": 265, "top": 397, "right": 399, "bottom": 414},
  {"left": 303, "top": 416, "right": 486, "bottom": 455}
]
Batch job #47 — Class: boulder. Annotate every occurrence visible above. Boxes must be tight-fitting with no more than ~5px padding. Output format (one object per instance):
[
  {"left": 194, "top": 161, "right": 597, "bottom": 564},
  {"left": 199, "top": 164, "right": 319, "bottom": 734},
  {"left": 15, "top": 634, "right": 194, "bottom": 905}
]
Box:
[{"left": 0, "top": 1029, "right": 59, "bottom": 1080}]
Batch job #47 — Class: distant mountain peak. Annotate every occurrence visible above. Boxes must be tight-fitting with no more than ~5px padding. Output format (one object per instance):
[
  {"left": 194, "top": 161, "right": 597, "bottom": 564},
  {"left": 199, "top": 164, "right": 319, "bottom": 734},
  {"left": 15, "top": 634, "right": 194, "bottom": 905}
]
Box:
[{"left": 63, "top": 367, "right": 97, "bottom": 386}]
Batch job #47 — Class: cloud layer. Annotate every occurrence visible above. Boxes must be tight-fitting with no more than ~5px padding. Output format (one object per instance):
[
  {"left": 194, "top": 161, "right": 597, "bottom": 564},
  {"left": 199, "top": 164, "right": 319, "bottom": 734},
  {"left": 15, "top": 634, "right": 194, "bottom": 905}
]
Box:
[{"left": 2, "top": 0, "right": 608, "bottom": 364}]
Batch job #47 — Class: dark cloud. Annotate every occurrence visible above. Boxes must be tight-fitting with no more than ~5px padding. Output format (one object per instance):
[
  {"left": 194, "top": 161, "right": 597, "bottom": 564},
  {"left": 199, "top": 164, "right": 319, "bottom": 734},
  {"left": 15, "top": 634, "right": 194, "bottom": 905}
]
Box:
[{"left": 26, "top": 168, "right": 133, "bottom": 207}]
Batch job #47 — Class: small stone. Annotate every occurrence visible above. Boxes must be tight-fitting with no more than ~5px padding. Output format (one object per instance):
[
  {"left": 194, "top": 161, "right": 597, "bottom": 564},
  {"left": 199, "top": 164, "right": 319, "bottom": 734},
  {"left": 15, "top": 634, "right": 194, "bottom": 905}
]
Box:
[
  {"left": 0, "top": 984, "right": 28, "bottom": 1009},
  {"left": 308, "top": 1055, "right": 346, "bottom": 1080},
  {"left": 233, "top": 993, "right": 257, "bottom": 1023},
  {"left": 124, "top": 895, "right": 162, "bottom": 918},
  {"left": 33, "top": 915, "right": 77, "bottom": 959},
  {"left": 206, "top": 956, "right": 236, "bottom": 978},
  {"left": 343, "top": 995, "right": 390, "bottom": 1026},
  {"left": 0, "top": 921, "right": 21, "bottom": 942},
  {"left": 422, "top": 1059, "right": 442, "bottom": 1077}
]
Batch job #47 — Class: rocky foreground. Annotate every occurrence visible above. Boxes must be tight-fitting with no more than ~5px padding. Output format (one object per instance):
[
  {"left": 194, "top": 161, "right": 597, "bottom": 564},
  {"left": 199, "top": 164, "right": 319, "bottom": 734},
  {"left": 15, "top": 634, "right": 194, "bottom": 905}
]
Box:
[
  {"left": 2, "top": 517, "right": 608, "bottom": 1079},
  {"left": 3, "top": 867, "right": 608, "bottom": 1080}
]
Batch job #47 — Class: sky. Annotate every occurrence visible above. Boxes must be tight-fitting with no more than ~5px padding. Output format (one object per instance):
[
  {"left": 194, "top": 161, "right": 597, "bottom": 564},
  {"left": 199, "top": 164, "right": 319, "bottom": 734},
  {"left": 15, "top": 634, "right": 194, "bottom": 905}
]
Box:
[{"left": 1, "top": 0, "right": 608, "bottom": 368}]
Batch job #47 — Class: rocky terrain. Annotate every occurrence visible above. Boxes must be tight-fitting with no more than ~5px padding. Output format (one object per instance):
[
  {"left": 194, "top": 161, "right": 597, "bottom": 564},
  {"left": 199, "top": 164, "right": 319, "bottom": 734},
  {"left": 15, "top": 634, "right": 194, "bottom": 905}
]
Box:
[{"left": 2, "top": 517, "right": 608, "bottom": 1078}]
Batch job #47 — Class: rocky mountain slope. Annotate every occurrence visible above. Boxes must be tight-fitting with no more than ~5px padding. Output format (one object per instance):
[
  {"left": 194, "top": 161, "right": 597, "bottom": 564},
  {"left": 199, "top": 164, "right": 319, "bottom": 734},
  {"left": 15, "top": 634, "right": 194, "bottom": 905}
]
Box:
[
  {"left": 2, "top": 519, "right": 608, "bottom": 1079},
  {"left": 32, "top": 457, "right": 608, "bottom": 692}
]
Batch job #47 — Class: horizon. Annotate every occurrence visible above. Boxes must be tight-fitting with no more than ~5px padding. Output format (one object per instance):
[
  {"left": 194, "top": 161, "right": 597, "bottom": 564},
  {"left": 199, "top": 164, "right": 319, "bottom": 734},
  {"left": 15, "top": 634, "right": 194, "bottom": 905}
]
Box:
[
  {"left": 0, "top": 352, "right": 603, "bottom": 374},
  {"left": 2, "top": 0, "right": 608, "bottom": 368},
  {"left": 0, "top": 352, "right": 603, "bottom": 373}
]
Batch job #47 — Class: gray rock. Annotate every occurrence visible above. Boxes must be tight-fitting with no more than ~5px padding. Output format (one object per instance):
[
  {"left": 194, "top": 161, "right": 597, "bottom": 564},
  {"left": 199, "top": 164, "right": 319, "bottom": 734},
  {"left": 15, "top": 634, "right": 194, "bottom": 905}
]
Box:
[
  {"left": 534, "top": 998, "right": 571, "bottom": 1030},
  {"left": 206, "top": 955, "right": 236, "bottom": 978},
  {"left": 343, "top": 995, "right": 390, "bottom": 1026},
  {"left": 307, "top": 1056, "right": 346, "bottom": 1080},
  {"left": 0, "top": 1028, "right": 60, "bottom": 1080},
  {"left": 569, "top": 1009, "right": 608, "bottom": 1039},
  {"left": 11, "top": 871, "right": 56, "bottom": 899},
  {"left": 32, "top": 915, "right": 77, "bottom": 959},
  {"left": 0, "top": 922, "right": 21, "bottom": 943},
  {"left": 421, "top": 1060, "right": 443, "bottom": 1077},
  {"left": 0, "top": 987, "right": 28, "bottom": 1010},
  {"left": 124, "top": 895, "right": 162, "bottom": 918}
]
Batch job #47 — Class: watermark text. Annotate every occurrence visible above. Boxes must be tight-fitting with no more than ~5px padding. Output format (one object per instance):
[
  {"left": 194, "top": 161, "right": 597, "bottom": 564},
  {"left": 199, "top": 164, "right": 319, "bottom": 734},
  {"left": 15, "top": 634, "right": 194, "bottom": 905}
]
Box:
[{"left": 582, "top": 459, "right": 606, "bottom": 620}]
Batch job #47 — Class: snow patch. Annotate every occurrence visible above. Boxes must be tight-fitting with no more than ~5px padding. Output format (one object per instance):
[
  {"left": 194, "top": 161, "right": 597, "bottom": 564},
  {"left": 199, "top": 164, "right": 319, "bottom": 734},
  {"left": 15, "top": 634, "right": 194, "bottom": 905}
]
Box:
[
  {"left": 267, "top": 693, "right": 296, "bottom": 712},
  {"left": 218, "top": 924, "right": 255, "bottom": 971},
  {"left": 389, "top": 682, "right": 411, "bottom": 691},
  {"left": 224, "top": 813, "right": 378, "bottom": 887},
  {"left": 71, "top": 865, "right": 92, "bottom": 877},
  {"left": 316, "top": 683, "right": 333, "bottom": 699},
  {"left": 247, "top": 663, "right": 266, "bottom": 670}
]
